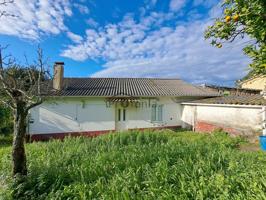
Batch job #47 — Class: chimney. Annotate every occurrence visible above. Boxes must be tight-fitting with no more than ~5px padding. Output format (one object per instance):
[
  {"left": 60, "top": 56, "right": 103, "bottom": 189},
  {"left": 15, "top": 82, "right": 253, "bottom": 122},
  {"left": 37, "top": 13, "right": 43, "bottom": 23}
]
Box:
[{"left": 53, "top": 62, "right": 64, "bottom": 90}]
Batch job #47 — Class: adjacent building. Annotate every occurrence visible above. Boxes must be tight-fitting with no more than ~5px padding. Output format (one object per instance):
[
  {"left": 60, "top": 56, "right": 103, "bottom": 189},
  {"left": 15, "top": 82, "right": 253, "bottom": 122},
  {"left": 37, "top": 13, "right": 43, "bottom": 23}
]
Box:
[
  {"left": 238, "top": 75, "right": 266, "bottom": 90},
  {"left": 182, "top": 95, "right": 265, "bottom": 138}
]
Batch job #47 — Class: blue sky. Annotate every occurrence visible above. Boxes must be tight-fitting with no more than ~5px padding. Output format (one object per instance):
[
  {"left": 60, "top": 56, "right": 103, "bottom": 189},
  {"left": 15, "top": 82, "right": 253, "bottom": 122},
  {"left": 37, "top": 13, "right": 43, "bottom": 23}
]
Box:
[{"left": 0, "top": 0, "right": 250, "bottom": 86}]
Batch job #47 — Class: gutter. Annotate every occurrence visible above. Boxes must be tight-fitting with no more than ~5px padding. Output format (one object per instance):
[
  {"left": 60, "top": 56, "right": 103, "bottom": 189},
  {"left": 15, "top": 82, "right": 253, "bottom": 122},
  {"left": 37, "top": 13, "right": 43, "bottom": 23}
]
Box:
[
  {"left": 45, "top": 94, "right": 220, "bottom": 98},
  {"left": 181, "top": 102, "right": 263, "bottom": 109}
]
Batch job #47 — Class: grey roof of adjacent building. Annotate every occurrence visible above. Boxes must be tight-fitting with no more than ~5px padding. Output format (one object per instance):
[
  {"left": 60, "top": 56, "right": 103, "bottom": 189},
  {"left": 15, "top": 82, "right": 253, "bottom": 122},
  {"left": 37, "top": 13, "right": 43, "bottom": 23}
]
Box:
[
  {"left": 52, "top": 78, "right": 220, "bottom": 97},
  {"left": 183, "top": 95, "right": 266, "bottom": 106},
  {"left": 201, "top": 84, "right": 261, "bottom": 95}
]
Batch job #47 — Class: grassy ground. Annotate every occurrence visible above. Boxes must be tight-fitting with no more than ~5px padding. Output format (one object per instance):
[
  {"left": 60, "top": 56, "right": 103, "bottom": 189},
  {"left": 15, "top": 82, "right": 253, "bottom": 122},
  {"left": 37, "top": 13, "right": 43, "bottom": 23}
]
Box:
[{"left": 0, "top": 130, "right": 266, "bottom": 199}]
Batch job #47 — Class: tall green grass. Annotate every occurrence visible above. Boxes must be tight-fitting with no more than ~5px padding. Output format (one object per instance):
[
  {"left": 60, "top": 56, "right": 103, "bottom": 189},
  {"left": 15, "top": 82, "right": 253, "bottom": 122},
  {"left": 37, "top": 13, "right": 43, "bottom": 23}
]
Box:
[{"left": 0, "top": 130, "right": 265, "bottom": 199}]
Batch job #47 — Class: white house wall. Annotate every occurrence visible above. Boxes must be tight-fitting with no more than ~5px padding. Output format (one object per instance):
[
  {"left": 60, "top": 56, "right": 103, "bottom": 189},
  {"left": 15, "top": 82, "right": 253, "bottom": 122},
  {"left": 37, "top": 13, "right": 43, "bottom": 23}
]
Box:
[
  {"left": 29, "top": 97, "right": 182, "bottom": 135},
  {"left": 181, "top": 105, "right": 196, "bottom": 129},
  {"left": 125, "top": 97, "right": 182, "bottom": 129},
  {"left": 29, "top": 98, "right": 115, "bottom": 134}
]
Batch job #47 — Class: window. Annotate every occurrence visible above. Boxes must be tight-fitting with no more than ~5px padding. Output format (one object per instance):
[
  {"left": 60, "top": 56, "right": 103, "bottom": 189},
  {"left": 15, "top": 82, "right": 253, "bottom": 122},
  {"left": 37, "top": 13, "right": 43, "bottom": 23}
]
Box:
[
  {"left": 151, "top": 104, "right": 163, "bottom": 122},
  {"left": 157, "top": 105, "right": 162, "bottom": 121},
  {"left": 118, "top": 109, "right": 126, "bottom": 121},
  {"left": 118, "top": 109, "right": 121, "bottom": 121},
  {"left": 123, "top": 109, "right": 126, "bottom": 121}
]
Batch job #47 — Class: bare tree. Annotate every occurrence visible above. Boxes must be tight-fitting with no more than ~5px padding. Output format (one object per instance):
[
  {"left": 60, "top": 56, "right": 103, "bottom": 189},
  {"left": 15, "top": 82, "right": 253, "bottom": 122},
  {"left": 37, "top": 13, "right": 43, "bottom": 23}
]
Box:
[
  {"left": 0, "top": 46, "right": 51, "bottom": 176},
  {"left": 0, "top": 0, "right": 16, "bottom": 18}
]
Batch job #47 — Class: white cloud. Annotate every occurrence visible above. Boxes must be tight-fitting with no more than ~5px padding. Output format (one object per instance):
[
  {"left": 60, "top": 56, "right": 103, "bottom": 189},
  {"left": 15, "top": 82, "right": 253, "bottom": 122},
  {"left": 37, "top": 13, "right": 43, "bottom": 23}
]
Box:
[
  {"left": 66, "top": 31, "right": 83, "bottom": 43},
  {"left": 193, "top": 0, "right": 218, "bottom": 8},
  {"left": 86, "top": 18, "right": 99, "bottom": 27},
  {"left": 73, "top": 3, "right": 89, "bottom": 14},
  {"left": 144, "top": 0, "right": 158, "bottom": 9},
  {"left": 0, "top": 0, "right": 72, "bottom": 40},
  {"left": 169, "top": 0, "right": 186, "bottom": 12},
  {"left": 61, "top": 4, "right": 250, "bottom": 85}
]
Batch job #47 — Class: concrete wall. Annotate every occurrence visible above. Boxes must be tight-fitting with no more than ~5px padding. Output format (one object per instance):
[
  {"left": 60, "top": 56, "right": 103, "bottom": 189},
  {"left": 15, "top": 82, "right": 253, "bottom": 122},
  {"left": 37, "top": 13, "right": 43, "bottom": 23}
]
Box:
[
  {"left": 181, "top": 104, "right": 263, "bottom": 136},
  {"left": 29, "top": 97, "right": 182, "bottom": 136}
]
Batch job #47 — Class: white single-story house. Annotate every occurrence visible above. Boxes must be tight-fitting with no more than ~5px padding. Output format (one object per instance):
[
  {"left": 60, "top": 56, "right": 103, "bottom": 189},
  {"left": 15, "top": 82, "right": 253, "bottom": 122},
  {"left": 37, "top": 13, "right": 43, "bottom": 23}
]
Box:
[
  {"left": 28, "top": 62, "right": 218, "bottom": 140},
  {"left": 28, "top": 62, "right": 266, "bottom": 141}
]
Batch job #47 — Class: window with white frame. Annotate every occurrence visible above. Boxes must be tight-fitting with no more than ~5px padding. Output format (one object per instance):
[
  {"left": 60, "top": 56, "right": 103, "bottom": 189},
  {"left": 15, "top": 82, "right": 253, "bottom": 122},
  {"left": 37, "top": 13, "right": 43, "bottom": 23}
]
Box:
[{"left": 151, "top": 104, "right": 163, "bottom": 122}]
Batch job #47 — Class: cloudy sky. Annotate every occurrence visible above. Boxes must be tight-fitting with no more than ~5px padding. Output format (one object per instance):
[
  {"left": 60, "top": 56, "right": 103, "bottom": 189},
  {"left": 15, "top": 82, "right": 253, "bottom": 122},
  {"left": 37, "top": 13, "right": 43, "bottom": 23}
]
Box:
[{"left": 0, "top": 0, "right": 250, "bottom": 86}]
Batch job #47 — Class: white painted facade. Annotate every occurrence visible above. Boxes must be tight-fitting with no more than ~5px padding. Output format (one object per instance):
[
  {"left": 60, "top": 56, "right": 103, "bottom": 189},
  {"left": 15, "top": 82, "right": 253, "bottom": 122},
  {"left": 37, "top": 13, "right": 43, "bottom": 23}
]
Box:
[
  {"left": 29, "top": 96, "right": 264, "bottom": 137},
  {"left": 181, "top": 103, "right": 263, "bottom": 136},
  {"left": 29, "top": 97, "right": 182, "bottom": 135}
]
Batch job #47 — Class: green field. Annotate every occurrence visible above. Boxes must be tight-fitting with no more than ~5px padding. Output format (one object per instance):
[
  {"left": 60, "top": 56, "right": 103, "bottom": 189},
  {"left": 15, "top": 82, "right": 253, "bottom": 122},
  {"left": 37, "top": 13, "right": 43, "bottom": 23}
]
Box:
[{"left": 0, "top": 130, "right": 266, "bottom": 199}]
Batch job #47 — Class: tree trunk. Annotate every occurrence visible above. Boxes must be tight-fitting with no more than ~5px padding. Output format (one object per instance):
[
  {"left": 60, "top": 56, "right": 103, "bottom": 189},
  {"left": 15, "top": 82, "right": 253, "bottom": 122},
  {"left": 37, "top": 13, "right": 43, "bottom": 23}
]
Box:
[{"left": 12, "top": 101, "right": 28, "bottom": 176}]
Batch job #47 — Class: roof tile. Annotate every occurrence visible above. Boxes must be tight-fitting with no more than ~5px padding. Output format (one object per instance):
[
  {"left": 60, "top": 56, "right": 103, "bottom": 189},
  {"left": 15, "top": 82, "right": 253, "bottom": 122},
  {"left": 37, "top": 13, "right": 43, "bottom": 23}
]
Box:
[
  {"left": 185, "top": 95, "right": 266, "bottom": 106},
  {"left": 52, "top": 78, "right": 219, "bottom": 97}
]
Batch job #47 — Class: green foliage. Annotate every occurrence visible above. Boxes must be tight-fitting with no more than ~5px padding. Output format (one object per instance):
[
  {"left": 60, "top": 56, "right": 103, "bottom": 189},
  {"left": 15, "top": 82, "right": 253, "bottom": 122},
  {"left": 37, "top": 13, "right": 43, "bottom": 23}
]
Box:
[
  {"left": 0, "top": 105, "right": 12, "bottom": 135},
  {"left": 0, "top": 134, "right": 13, "bottom": 148},
  {"left": 205, "top": 0, "right": 266, "bottom": 75},
  {"left": 0, "top": 130, "right": 265, "bottom": 199}
]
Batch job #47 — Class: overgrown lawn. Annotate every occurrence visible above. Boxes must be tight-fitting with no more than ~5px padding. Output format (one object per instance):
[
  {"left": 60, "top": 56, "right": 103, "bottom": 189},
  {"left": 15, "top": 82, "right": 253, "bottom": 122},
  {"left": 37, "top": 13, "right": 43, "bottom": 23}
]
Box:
[{"left": 0, "top": 130, "right": 265, "bottom": 199}]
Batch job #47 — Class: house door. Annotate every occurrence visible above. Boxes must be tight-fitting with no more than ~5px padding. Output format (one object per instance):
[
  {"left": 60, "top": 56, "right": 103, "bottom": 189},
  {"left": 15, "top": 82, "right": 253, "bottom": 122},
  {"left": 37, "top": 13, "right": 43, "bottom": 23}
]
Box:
[{"left": 116, "top": 107, "right": 127, "bottom": 131}]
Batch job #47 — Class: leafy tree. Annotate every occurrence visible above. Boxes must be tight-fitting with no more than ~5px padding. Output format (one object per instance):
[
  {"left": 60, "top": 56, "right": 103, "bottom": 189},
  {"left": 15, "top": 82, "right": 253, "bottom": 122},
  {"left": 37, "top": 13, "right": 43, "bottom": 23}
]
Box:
[{"left": 205, "top": 0, "right": 266, "bottom": 75}]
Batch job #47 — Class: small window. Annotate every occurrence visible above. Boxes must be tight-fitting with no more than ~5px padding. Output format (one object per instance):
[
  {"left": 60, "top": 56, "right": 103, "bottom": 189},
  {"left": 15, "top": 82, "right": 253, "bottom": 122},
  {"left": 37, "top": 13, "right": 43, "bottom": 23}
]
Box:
[
  {"left": 123, "top": 109, "right": 126, "bottom": 121},
  {"left": 151, "top": 104, "right": 163, "bottom": 122},
  {"left": 118, "top": 109, "right": 121, "bottom": 121}
]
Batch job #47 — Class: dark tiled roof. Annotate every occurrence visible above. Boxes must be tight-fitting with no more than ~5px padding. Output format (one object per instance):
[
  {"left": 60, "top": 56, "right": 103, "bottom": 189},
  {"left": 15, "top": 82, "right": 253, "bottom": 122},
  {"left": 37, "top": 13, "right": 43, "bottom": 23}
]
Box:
[
  {"left": 202, "top": 84, "right": 261, "bottom": 95},
  {"left": 52, "top": 78, "right": 219, "bottom": 97},
  {"left": 184, "top": 95, "right": 266, "bottom": 106}
]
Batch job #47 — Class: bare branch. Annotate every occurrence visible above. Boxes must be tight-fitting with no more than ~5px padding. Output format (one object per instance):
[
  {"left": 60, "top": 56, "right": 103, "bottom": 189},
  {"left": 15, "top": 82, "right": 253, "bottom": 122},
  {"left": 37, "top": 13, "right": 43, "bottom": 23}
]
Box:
[
  {"left": 0, "top": 98, "right": 15, "bottom": 109},
  {"left": 0, "top": 46, "right": 50, "bottom": 112},
  {"left": 0, "top": 0, "right": 16, "bottom": 18},
  {"left": 0, "top": 47, "right": 14, "bottom": 97},
  {"left": 228, "top": 29, "right": 246, "bottom": 43},
  {"left": 26, "top": 98, "right": 43, "bottom": 111},
  {"left": 0, "top": 0, "right": 14, "bottom": 6},
  {"left": 37, "top": 47, "right": 43, "bottom": 96}
]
